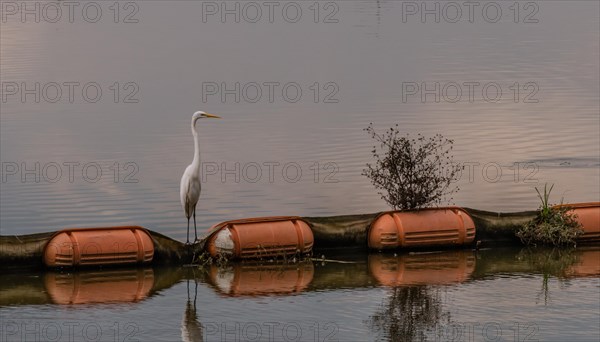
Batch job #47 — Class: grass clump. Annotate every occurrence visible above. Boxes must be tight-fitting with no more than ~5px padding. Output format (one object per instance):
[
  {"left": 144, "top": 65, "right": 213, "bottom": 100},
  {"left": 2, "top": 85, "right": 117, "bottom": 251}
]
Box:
[{"left": 516, "top": 184, "right": 584, "bottom": 247}]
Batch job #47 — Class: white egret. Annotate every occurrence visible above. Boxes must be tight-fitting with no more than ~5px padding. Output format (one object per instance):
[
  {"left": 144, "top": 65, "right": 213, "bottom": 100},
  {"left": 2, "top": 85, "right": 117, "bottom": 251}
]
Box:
[{"left": 180, "top": 111, "right": 221, "bottom": 243}]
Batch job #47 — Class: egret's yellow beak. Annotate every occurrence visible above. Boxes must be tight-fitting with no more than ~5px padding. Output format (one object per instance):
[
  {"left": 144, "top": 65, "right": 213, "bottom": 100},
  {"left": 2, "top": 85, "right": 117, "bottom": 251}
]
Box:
[{"left": 202, "top": 113, "right": 221, "bottom": 119}]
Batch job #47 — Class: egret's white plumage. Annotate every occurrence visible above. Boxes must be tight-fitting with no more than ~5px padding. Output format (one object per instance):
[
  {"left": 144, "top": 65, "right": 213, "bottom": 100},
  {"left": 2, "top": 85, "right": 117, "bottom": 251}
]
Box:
[{"left": 180, "top": 111, "right": 221, "bottom": 243}]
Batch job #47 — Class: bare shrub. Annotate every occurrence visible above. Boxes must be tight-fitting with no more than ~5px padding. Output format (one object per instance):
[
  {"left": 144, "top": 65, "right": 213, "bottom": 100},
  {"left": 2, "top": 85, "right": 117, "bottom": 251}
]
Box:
[{"left": 362, "top": 123, "right": 460, "bottom": 210}]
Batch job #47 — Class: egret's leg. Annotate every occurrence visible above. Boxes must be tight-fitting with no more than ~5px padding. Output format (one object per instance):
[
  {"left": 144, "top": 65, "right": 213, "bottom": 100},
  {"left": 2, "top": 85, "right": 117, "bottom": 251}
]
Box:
[
  {"left": 193, "top": 208, "right": 198, "bottom": 241},
  {"left": 186, "top": 217, "right": 190, "bottom": 244}
]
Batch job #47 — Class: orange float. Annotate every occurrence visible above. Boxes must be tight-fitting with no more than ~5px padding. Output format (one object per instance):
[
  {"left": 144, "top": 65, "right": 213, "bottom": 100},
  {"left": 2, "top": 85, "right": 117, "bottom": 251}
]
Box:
[
  {"left": 368, "top": 207, "right": 476, "bottom": 250},
  {"left": 43, "top": 226, "right": 154, "bottom": 267},
  {"left": 369, "top": 251, "right": 475, "bottom": 286},
  {"left": 206, "top": 216, "right": 313, "bottom": 259},
  {"left": 556, "top": 202, "right": 600, "bottom": 243},
  {"left": 44, "top": 268, "right": 154, "bottom": 304},
  {"left": 208, "top": 262, "right": 314, "bottom": 297}
]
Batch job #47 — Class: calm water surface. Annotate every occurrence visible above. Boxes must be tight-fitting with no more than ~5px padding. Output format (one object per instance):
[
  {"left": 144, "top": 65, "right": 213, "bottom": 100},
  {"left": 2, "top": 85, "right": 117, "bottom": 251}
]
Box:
[
  {"left": 1, "top": 248, "right": 599, "bottom": 341},
  {"left": 1, "top": 1, "right": 599, "bottom": 341}
]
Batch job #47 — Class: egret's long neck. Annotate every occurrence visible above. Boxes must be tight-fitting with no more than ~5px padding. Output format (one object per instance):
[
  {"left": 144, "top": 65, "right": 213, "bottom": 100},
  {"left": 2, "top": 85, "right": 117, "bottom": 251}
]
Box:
[{"left": 191, "top": 124, "right": 201, "bottom": 170}]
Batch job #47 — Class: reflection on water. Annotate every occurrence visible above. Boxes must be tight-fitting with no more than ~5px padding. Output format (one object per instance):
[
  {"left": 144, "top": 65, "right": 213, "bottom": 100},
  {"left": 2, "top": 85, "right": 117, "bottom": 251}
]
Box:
[
  {"left": 44, "top": 268, "right": 154, "bottom": 305},
  {"left": 367, "top": 286, "right": 449, "bottom": 342},
  {"left": 518, "top": 248, "right": 600, "bottom": 279},
  {"left": 369, "top": 252, "right": 475, "bottom": 287},
  {"left": 1, "top": 248, "right": 598, "bottom": 341},
  {"left": 1, "top": 248, "right": 597, "bottom": 304},
  {"left": 516, "top": 248, "right": 600, "bottom": 306},
  {"left": 206, "top": 262, "right": 314, "bottom": 297},
  {"left": 182, "top": 279, "right": 203, "bottom": 342}
]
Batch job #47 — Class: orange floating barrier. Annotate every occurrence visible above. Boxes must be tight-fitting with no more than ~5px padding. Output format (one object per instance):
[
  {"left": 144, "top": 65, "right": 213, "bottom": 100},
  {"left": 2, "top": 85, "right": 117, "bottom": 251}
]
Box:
[
  {"left": 43, "top": 226, "right": 154, "bottom": 267},
  {"left": 368, "top": 207, "right": 476, "bottom": 250},
  {"left": 369, "top": 251, "right": 475, "bottom": 286},
  {"left": 44, "top": 268, "right": 154, "bottom": 304},
  {"left": 557, "top": 202, "right": 600, "bottom": 243},
  {"left": 207, "top": 263, "right": 314, "bottom": 297},
  {"left": 206, "top": 216, "right": 313, "bottom": 259}
]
